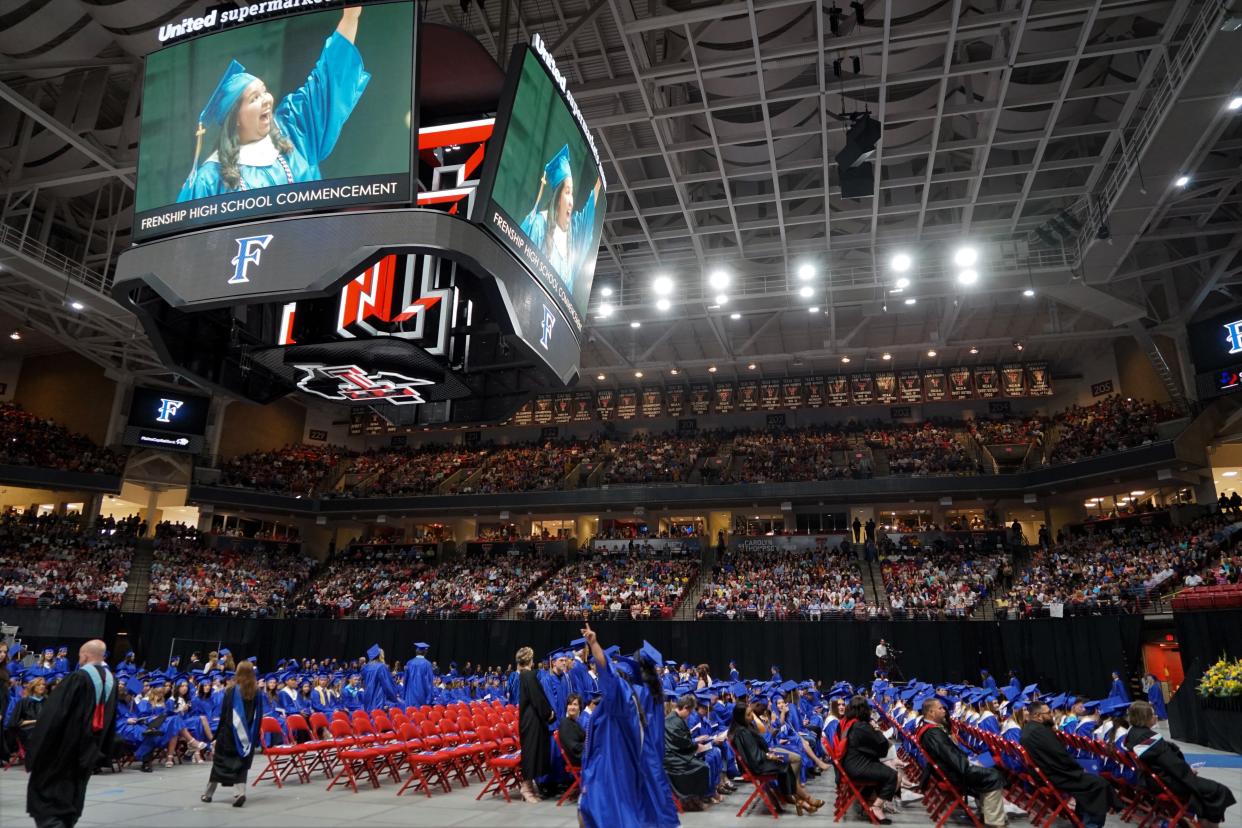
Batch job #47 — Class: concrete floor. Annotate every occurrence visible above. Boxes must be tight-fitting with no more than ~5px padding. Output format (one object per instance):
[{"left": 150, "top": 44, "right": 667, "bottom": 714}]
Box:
[{"left": 4, "top": 735, "right": 1238, "bottom": 828}]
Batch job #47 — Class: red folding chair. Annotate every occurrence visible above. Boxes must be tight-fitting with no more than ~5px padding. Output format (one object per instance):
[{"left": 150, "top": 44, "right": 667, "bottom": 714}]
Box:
[
  {"left": 1130, "top": 750, "right": 1196, "bottom": 828},
  {"left": 326, "top": 719, "right": 385, "bottom": 793},
  {"left": 727, "top": 736, "right": 782, "bottom": 819},
  {"left": 252, "top": 717, "right": 311, "bottom": 788},
  {"left": 553, "top": 729, "right": 582, "bottom": 805}
]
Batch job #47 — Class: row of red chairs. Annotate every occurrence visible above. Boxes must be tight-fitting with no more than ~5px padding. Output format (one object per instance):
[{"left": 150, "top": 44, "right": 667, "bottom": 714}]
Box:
[{"left": 1172, "top": 583, "right": 1242, "bottom": 610}]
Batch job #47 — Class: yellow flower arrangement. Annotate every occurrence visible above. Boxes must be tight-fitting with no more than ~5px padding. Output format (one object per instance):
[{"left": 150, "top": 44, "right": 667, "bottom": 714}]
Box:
[{"left": 1196, "top": 655, "right": 1242, "bottom": 698}]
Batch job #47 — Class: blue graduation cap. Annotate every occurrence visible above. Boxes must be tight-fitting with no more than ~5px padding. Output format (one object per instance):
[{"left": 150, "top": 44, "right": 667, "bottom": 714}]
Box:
[
  {"left": 125, "top": 677, "right": 145, "bottom": 696},
  {"left": 569, "top": 637, "right": 587, "bottom": 648},
  {"left": 7, "top": 643, "right": 22, "bottom": 658},
  {"left": 613, "top": 656, "right": 640, "bottom": 681},
  {"left": 1023, "top": 684, "right": 1039, "bottom": 695},
  {"left": 694, "top": 691, "right": 713, "bottom": 705},
  {"left": 198, "top": 59, "right": 259, "bottom": 130},
  {"left": 543, "top": 144, "right": 573, "bottom": 190},
  {"left": 246, "top": 656, "right": 257, "bottom": 663},
  {"left": 1083, "top": 701, "right": 1101, "bottom": 712},
  {"left": 779, "top": 680, "right": 797, "bottom": 694},
  {"left": 148, "top": 677, "right": 167, "bottom": 689},
  {"left": 218, "top": 648, "right": 230, "bottom": 656},
  {"left": 1100, "top": 698, "right": 1131, "bottom": 716},
  {"left": 664, "top": 660, "right": 678, "bottom": 668},
  {"left": 414, "top": 642, "right": 430, "bottom": 650},
  {"left": 1002, "top": 686, "right": 1021, "bottom": 701},
  {"left": 366, "top": 644, "right": 382, "bottom": 660},
  {"left": 604, "top": 645, "right": 620, "bottom": 658},
  {"left": 731, "top": 682, "right": 747, "bottom": 697},
  {"left": 663, "top": 689, "right": 679, "bottom": 700},
  {"left": 638, "top": 641, "right": 662, "bottom": 667}
]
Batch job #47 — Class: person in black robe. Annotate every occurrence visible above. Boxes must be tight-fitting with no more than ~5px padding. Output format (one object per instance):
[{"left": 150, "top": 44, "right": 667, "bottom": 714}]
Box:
[
  {"left": 840, "top": 695, "right": 898, "bottom": 823},
  {"left": 557, "top": 692, "right": 585, "bottom": 767},
  {"left": 727, "top": 702, "right": 822, "bottom": 815},
  {"left": 1124, "top": 701, "right": 1235, "bottom": 827},
  {"left": 201, "top": 661, "right": 265, "bottom": 808},
  {"left": 1019, "top": 700, "right": 1115, "bottom": 828},
  {"left": 916, "top": 697, "right": 1007, "bottom": 828},
  {"left": 516, "top": 645, "right": 552, "bottom": 803},
  {"left": 26, "top": 639, "right": 117, "bottom": 828},
  {"left": 664, "top": 694, "right": 714, "bottom": 805}
]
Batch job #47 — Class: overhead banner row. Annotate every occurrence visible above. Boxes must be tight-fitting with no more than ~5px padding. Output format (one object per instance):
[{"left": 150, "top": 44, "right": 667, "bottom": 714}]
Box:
[{"left": 508, "top": 363, "right": 1052, "bottom": 425}]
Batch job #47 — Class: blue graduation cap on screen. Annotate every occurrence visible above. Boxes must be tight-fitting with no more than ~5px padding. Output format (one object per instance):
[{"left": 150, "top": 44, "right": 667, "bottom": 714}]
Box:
[
  {"left": 544, "top": 144, "right": 573, "bottom": 191},
  {"left": 366, "top": 644, "right": 381, "bottom": 660},
  {"left": 199, "top": 60, "right": 259, "bottom": 130}
]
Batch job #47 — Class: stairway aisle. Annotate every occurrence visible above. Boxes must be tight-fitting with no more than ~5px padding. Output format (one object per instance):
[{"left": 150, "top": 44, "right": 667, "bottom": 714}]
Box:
[
  {"left": 121, "top": 537, "right": 156, "bottom": 613},
  {"left": 675, "top": 569, "right": 711, "bottom": 620},
  {"left": 858, "top": 559, "right": 888, "bottom": 613}
]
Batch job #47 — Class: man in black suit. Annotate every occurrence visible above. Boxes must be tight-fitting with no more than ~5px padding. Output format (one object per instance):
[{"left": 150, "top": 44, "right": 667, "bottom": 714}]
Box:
[{"left": 1019, "top": 700, "right": 1115, "bottom": 828}]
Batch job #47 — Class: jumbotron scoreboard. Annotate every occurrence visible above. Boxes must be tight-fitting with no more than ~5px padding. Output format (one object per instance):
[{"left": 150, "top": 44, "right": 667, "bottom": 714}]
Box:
[{"left": 114, "top": 0, "right": 605, "bottom": 427}]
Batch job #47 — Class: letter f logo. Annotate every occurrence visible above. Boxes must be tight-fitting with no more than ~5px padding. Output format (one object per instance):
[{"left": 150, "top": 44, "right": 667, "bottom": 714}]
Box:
[
  {"left": 540, "top": 305, "right": 556, "bottom": 350},
  {"left": 156, "top": 398, "right": 184, "bottom": 423},
  {"left": 229, "top": 234, "right": 274, "bottom": 285},
  {"left": 1225, "top": 320, "right": 1242, "bottom": 355}
]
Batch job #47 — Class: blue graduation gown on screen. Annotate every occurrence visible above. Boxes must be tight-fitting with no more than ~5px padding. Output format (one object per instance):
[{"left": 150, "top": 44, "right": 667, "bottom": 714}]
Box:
[
  {"left": 520, "top": 187, "right": 598, "bottom": 294},
  {"left": 177, "top": 32, "right": 371, "bottom": 202},
  {"left": 360, "top": 660, "right": 401, "bottom": 710},
  {"left": 403, "top": 655, "right": 434, "bottom": 708}
]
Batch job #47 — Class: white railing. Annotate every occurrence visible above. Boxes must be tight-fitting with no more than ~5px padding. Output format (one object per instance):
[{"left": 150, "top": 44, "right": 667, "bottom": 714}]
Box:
[{"left": 0, "top": 221, "right": 111, "bottom": 294}]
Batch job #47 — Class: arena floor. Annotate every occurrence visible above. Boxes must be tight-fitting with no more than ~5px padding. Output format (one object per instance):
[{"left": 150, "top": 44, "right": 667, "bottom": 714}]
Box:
[{"left": 4, "top": 733, "right": 1238, "bottom": 828}]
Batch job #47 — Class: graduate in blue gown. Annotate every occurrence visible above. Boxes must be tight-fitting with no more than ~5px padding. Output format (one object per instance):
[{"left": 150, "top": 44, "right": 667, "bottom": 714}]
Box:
[
  {"left": 52, "top": 647, "right": 69, "bottom": 675},
  {"left": 359, "top": 644, "right": 400, "bottom": 710},
  {"left": 1108, "top": 671, "right": 1129, "bottom": 702},
  {"left": 402, "top": 642, "right": 434, "bottom": 708},
  {"left": 567, "top": 638, "right": 597, "bottom": 700},
  {"left": 177, "top": 7, "right": 370, "bottom": 202},
  {"left": 1143, "top": 673, "right": 1167, "bottom": 719},
  {"left": 520, "top": 144, "right": 602, "bottom": 298},
  {"left": 342, "top": 674, "right": 363, "bottom": 711},
  {"left": 981, "top": 669, "right": 998, "bottom": 692}
]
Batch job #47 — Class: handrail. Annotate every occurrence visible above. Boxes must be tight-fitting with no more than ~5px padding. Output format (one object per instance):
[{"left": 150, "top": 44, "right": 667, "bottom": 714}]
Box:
[{"left": 0, "top": 221, "right": 112, "bottom": 294}]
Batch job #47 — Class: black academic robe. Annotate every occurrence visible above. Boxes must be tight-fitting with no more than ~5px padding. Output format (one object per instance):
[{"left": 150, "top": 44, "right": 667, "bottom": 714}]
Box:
[
  {"left": 842, "top": 718, "right": 898, "bottom": 800},
  {"left": 26, "top": 665, "right": 117, "bottom": 824},
  {"left": 1019, "top": 721, "right": 1115, "bottom": 816},
  {"left": 1124, "top": 726, "right": 1236, "bottom": 822},
  {"left": 730, "top": 724, "right": 797, "bottom": 794},
  {"left": 918, "top": 723, "right": 1004, "bottom": 793},
  {"left": 209, "top": 686, "right": 258, "bottom": 786},
  {"left": 558, "top": 714, "right": 585, "bottom": 767},
  {"left": 664, "top": 712, "right": 711, "bottom": 797},
  {"left": 518, "top": 668, "right": 551, "bottom": 781}
]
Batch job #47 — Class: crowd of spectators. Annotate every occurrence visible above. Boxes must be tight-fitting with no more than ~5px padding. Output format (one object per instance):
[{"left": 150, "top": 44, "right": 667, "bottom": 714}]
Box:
[
  {"left": 865, "top": 421, "right": 979, "bottom": 475},
  {"left": 219, "top": 443, "right": 344, "bottom": 496},
  {"left": 879, "top": 546, "right": 1008, "bottom": 619},
  {"left": 290, "top": 545, "right": 558, "bottom": 619},
  {"left": 337, "top": 445, "right": 481, "bottom": 497},
  {"left": 461, "top": 438, "right": 604, "bottom": 494},
  {"left": 600, "top": 433, "right": 717, "bottom": 486},
  {"left": 146, "top": 536, "right": 313, "bottom": 617},
  {"left": 1047, "top": 395, "right": 1179, "bottom": 464},
  {"left": 969, "top": 416, "right": 1045, "bottom": 446},
  {"left": 522, "top": 553, "right": 698, "bottom": 619},
  {"left": 0, "top": 402, "right": 125, "bottom": 475},
  {"left": 697, "top": 542, "right": 866, "bottom": 620},
  {"left": 727, "top": 428, "right": 864, "bottom": 483},
  {"left": 0, "top": 511, "right": 135, "bottom": 609}
]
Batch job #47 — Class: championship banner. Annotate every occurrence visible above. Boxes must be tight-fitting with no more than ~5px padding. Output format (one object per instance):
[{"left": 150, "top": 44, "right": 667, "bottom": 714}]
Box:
[
  {"left": 689, "top": 383, "right": 711, "bottom": 415},
  {"left": 617, "top": 387, "right": 638, "bottom": 419},
  {"left": 349, "top": 406, "right": 367, "bottom": 435},
  {"left": 738, "top": 380, "right": 759, "bottom": 412},
  {"left": 760, "top": 379, "right": 782, "bottom": 410},
  {"left": 783, "top": 378, "right": 804, "bottom": 409},
  {"left": 554, "top": 392, "right": 573, "bottom": 424},
  {"left": 805, "top": 376, "right": 825, "bottom": 408},
  {"left": 572, "top": 390, "right": 593, "bottom": 422},
  {"left": 1001, "top": 363, "right": 1027, "bottom": 397},
  {"left": 898, "top": 370, "right": 923, "bottom": 403},
  {"left": 512, "top": 398, "right": 535, "bottom": 426},
  {"left": 595, "top": 388, "right": 616, "bottom": 420},
  {"left": 363, "top": 412, "right": 384, "bottom": 435},
  {"left": 974, "top": 366, "right": 1000, "bottom": 398},
  {"left": 1026, "top": 362, "right": 1053, "bottom": 396},
  {"left": 850, "top": 373, "right": 874, "bottom": 405},
  {"left": 949, "top": 367, "right": 973, "bottom": 400},
  {"left": 714, "top": 381, "right": 736, "bottom": 414},
  {"left": 641, "top": 386, "right": 664, "bottom": 418},
  {"left": 533, "top": 394, "right": 555, "bottom": 424},
  {"left": 874, "top": 371, "right": 897, "bottom": 404},
  {"left": 924, "top": 368, "right": 947, "bottom": 402},
  {"left": 666, "top": 386, "right": 686, "bottom": 418},
  {"left": 827, "top": 375, "right": 850, "bottom": 406}
]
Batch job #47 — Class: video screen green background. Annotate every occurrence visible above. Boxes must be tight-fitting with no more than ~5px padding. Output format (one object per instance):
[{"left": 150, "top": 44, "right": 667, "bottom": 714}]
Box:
[
  {"left": 136, "top": 2, "right": 414, "bottom": 214},
  {"left": 490, "top": 50, "right": 606, "bottom": 319}
]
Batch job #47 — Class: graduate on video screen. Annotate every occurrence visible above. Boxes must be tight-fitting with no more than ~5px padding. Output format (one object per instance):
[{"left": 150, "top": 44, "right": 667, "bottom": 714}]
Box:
[
  {"left": 176, "top": 7, "right": 370, "bottom": 202},
  {"left": 520, "top": 143, "right": 601, "bottom": 294}
]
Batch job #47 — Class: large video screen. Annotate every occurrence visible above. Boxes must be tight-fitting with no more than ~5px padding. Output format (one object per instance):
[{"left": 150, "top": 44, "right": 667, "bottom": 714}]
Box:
[
  {"left": 134, "top": 2, "right": 415, "bottom": 242},
  {"left": 477, "top": 44, "right": 607, "bottom": 336},
  {"left": 128, "top": 386, "right": 210, "bottom": 435}
]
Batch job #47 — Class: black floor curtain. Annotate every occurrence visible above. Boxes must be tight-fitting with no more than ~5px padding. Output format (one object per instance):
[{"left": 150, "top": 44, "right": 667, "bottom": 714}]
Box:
[{"left": 1168, "top": 609, "right": 1242, "bottom": 752}]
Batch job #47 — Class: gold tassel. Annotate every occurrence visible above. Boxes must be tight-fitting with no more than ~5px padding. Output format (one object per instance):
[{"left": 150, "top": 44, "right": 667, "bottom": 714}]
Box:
[{"left": 189, "top": 120, "right": 206, "bottom": 180}]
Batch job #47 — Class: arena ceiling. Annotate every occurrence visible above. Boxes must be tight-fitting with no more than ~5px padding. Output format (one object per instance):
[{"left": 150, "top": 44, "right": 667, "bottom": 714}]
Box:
[{"left": 0, "top": 0, "right": 1240, "bottom": 401}]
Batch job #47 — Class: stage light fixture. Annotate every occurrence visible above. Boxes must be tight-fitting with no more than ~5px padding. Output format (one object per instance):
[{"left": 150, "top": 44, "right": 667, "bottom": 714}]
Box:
[
  {"left": 953, "top": 246, "right": 978, "bottom": 267},
  {"left": 652, "top": 274, "right": 675, "bottom": 295},
  {"left": 70, "top": 301, "right": 85, "bottom": 311},
  {"left": 891, "top": 252, "right": 912, "bottom": 272},
  {"left": 969, "top": 347, "right": 978, "bottom": 354},
  {"left": 1023, "top": 288, "right": 1035, "bottom": 297},
  {"left": 1230, "top": 96, "right": 1242, "bottom": 111},
  {"left": 670, "top": 368, "right": 679, "bottom": 376},
  {"left": 656, "top": 298, "right": 672, "bottom": 311},
  {"left": 1175, "top": 175, "right": 1190, "bottom": 188},
  {"left": 841, "top": 355, "right": 851, "bottom": 364},
  {"left": 1035, "top": 227, "right": 1058, "bottom": 247},
  {"left": 904, "top": 297, "right": 916, "bottom": 305},
  {"left": 635, "top": 371, "right": 644, "bottom": 378},
  {"left": 797, "top": 263, "right": 816, "bottom": 281},
  {"left": 957, "top": 269, "right": 978, "bottom": 286},
  {"left": 715, "top": 293, "right": 729, "bottom": 305},
  {"left": 730, "top": 312, "right": 742, "bottom": 320},
  {"left": 927, "top": 349, "right": 937, "bottom": 358},
  {"left": 809, "top": 306, "right": 820, "bottom": 313},
  {"left": 708, "top": 365, "right": 718, "bottom": 373},
  {"left": 630, "top": 321, "right": 641, "bottom": 328},
  {"left": 600, "top": 286, "right": 613, "bottom": 297},
  {"left": 748, "top": 363, "right": 757, "bottom": 370},
  {"left": 881, "top": 352, "right": 892, "bottom": 361},
  {"left": 1014, "top": 341, "right": 1024, "bottom": 351},
  {"left": 596, "top": 373, "right": 606, "bottom": 381},
  {"left": 8, "top": 331, "right": 19, "bottom": 341},
  {"left": 799, "top": 285, "right": 814, "bottom": 298},
  {"left": 708, "top": 269, "right": 731, "bottom": 290},
  {"left": 598, "top": 302, "right": 614, "bottom": 318},
  {"left": 851, "top": 55, "right": 861, "bottom": 74},
  {"left": 832, "top": 58, "right": 842, "bottom": 77}
]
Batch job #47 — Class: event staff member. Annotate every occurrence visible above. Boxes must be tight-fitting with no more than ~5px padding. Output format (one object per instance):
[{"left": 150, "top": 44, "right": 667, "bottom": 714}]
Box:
[
  {"left": 515, "top": 646, "right": 551, "bottom": 804},
  {"left": 840, "top": 695, "right": 898, "bottom": 823},
  {"left": 201, "top": 661, "right": 265, "bottom": 808},
  {"left": 1019, "top": 700, "right": 1115, "bottom": 828},
  {"left": 402, "top": 642, "right": 433, "bottom": 708},
  {"left": 728, "top": 702, "right": 821, "bottom": 815},
  {"left": 875, "top": 639, "right": 889, "bottom": 671},
  {"left": 664, "top": 694, "right": 716, "bottom": 808},
  {"left": 26, "top": 639, "right": 117, "bottom": 828},
  {"left": 8, "top": 677, "right": 48, "bottom": 768},
  {"left": 1124, "top": 701, "right": 1235, "bottom": 828},
  {"left": 557, "top": 693, "right": 585, "bottom": 767},
  {"left": 916, "top": 697, "right": 1007, "bottom": 828}
]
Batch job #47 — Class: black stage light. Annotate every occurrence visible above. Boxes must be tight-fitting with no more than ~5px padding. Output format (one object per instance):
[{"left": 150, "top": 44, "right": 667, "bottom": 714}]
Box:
[
  {"left": 833, "top": 58, "right": 842, "bottom": 77},
  {"left": 829, "top": 4, "right": 842, "bottom": 34},
  {"left": 852, "top": 55, "right": 861, "bottom": 73},
  {"left": 834, "top": 113, "right": 882, "bottom": 169}
]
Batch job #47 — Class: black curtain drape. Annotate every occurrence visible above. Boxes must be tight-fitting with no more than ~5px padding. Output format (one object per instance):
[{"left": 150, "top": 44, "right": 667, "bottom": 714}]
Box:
[{"left": 1168, "top": 609, "right": 1242, "bottom": 752}]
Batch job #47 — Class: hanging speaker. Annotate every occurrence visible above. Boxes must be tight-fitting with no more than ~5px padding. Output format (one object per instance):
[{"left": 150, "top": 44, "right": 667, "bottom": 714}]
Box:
[
  {"left": 840, "top": 162, "right": 874, "bottom": 198},
  {"left": 834, "top": 114, "right": 882, "bottom": 169}
]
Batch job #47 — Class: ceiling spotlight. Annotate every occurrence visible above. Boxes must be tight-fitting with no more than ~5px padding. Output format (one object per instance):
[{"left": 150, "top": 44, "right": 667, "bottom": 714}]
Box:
[
  {"left": 797, "top": 263, "right": 816, "bottom": 282},
  {"left": 708, "top": 269, "right": 731, "bottom": 290},
  {"left": 708, "top": 365, "right": 718, "bottom": 373},
  {"left": 1023, "top": 288, "right": 1035, "bottom": 297},
  {"left": 904, "top": 297, "right": 917, "bottom": 305},
  {"left": 656, "top": 297, "right": 672, "bottom": 311},
  {"left": 715, "top": 293, "right": 729, "bottom": 305},
  {"left": 1229, "top": 96, "right": 1242, "bottom": 111},
  {"left": 70, "top": 300, "right": 85, "bottom": 311},
  {"left": 927, "top": 349, "right": 937, "bottom": 358},
  {"left": 969, "top": 347, "right": 979, "bottom": 355},
  {"left": 598, "top": 302, "right": 614, "bottom": 318},
  {"left": 953, "top": 246, "right": 979, "bottom": 267},
  {"left": 8, "top": 331, "right": 20, "bottom": 341},
  {"left": 635, "top": 371, "right": 644, "bottom": 378},
  {"left": 1174, "top": 175, "right": 1190, "bottom": 188},
  {"left": 1130, "top": 490, "right": 1145, "bottom": 496},
  {"left": 652, "top": 274, "right": 675, "bottom": 295},
  {"left": 798, "top": 285, "right": 814, "bottom": 298},
  {"left": 957, "top": 269, "right": 978, "bottom": 286},
  {"left": 881, "top": 352, "right": 892, "bottom": 361},
  {"left": 891, "top": 252, "right": 912, "bottom": 272},
  {"left": 630, "top": 321, "right": 641, "bottom": 328},
  {"left": 1224, "top": 471, "right": 1238, "bottom": 478},
  {"left": 596, "top": 373, "right": 606, "bottom": 381},
  {"left": 600, "top": 286, "right": 613, "bottom": 297},
  {"left": 670, "top": 368, "right": 679, "bottom": 376},
  {"left": 841, "top": 355, "right": 851, "bottom": 364},
  {"left": 748, "top": 363, "right": 757, "bottom": 370},
  {"left": 895, "top": 277, "right": 910, "bottom": 290},
  {"left": 730, "top": 312, "right": 742, "bottom": 320},
  {"left": 1014, "top": 341, "right": 1024, "bottom": 351}
]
